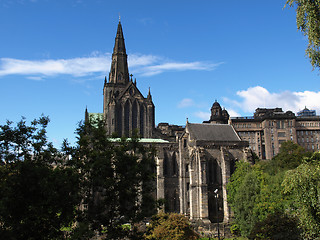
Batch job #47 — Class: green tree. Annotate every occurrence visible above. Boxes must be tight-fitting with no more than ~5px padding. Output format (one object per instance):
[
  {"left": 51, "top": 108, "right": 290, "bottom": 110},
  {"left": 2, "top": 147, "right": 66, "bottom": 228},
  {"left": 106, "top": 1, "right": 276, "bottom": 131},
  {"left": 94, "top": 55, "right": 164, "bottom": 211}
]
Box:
[
  {"left": 249, "top": 211, "right": 301, "bottom": 240},
  {"left": 269, "top": 141, "right": 309, "bottom": 172},
  {"left": 69, "top": 119, "right": 157, "bottom": 239},
  {"left": 285, "top": 0, "right": 320, "bottom": 70},
  {"left": 232, "top": 169, "right": 261, "bottom": 236},
  {"left": 227, "top": 161, "right": 252, "bottom": 205},
  {"left": 0, "top": 116, "right": 81, "bottom": 239},
  {"left": 145, "top": 212, "right": 199, "bottom": 240},
  {"left": 282, "top": 152, "right": 320, "bottom": 239},
  {"left": 227, "top": 160, "right": 291, "bottom": 237}
]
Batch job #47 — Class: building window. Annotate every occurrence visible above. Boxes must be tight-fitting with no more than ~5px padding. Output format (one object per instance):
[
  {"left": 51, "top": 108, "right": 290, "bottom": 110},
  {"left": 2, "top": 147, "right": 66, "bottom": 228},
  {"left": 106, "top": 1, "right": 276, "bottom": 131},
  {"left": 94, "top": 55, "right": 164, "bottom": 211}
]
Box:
[{"left": 172, "top": 153, "right": 177, "bottom": 175}]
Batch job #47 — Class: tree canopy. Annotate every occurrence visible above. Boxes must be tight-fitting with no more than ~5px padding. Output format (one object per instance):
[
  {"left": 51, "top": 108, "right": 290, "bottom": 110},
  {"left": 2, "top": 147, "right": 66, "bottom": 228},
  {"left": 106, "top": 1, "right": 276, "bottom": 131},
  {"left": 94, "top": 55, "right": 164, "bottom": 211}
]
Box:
[
  {"left": 285, "top": 0, "right": 320, "bottom": 70},
  {"left": 227, "top": 141, "right": 319, "bottom": 239},
  {"left": 0, "top": 116, "right": 81, "bottom": 239},
  {"left": 0, "top": 116, "right": 158, "bottom": 239},
  {"left": 282, "top": 152, "right": 320, "bottom": 239},
  {"left": 68, "top": 118, "right": 157, "bottom": 239}
]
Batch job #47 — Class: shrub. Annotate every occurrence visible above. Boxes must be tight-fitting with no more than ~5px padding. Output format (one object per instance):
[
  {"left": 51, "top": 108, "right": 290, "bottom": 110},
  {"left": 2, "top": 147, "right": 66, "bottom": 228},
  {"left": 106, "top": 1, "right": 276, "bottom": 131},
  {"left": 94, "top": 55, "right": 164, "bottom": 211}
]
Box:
[{"left": 145, "top": 213, "right": 199, "bottom": 240}]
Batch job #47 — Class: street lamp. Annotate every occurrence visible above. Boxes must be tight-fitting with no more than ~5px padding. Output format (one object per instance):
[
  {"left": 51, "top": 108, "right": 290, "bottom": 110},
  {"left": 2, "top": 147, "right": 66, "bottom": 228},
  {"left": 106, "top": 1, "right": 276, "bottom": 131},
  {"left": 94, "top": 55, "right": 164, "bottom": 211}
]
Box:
[{"left": 214, "top": 189, "right": 220, "bottom": 240}]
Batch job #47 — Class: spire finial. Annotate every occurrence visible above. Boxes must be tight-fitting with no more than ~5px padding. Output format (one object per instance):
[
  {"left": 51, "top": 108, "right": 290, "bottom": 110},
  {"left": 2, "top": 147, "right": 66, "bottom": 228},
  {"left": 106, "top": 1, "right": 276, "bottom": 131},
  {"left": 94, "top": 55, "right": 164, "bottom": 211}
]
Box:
[
  {"left": 119, "top": 13, "right": 121, "bottom": 22},
  {"left": 147, "top": 87, "right": 152, "bottom": 100}
]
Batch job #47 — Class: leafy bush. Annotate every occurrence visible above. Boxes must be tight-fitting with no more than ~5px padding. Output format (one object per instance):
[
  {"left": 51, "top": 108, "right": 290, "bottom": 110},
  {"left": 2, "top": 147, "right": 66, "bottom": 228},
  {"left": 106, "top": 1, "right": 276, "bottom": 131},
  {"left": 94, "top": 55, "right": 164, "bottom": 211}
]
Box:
[{"left": 145, "top": 213, "right": 199, "bottom": 240}]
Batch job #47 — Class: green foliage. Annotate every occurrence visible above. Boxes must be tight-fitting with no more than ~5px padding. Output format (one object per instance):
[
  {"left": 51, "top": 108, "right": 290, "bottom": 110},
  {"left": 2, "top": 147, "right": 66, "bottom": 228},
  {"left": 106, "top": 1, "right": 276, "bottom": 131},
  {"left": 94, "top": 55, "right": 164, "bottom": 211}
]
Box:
[
  {"left": 232, "top": 169, "right": 261, "bottom": 236},
  {"left": 282, "top": 152, "right": 320, "bottom": 239},
  {"left": 69, "top": 118, "right": 157, "bottom": 239},
  {"left": 145, "top": 212, "right": 199, "bottom": 240},
  {"left": 227, "top": 156, "right": 295, "bottom": 236},
  {"left": 249, "top": 211, "right": 300, "bottom": 240},
  {"left": 285, "top": 0, "right": 320, "bottom": 70},
  {"left": 227, "top": 161, "right": 251, "bottom": 205},
  {"left": 228, "top": 142, "right": 319, "bottom": 239},
  {"left": 0, "top": 117, "right": 81, "bottom": 239},
  {"left": 230, "top": 224, "right": 241, "bottom": 236},
  {"left": 269, "top": 141, "right": 310, "bottom": 173}
]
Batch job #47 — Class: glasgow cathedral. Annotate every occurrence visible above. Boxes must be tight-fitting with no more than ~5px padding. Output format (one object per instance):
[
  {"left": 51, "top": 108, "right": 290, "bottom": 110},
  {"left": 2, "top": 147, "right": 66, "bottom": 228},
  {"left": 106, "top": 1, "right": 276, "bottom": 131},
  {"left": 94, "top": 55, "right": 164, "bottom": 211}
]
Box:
[{"left": 86, "top": 20, "right": 320, "bottom": 226}]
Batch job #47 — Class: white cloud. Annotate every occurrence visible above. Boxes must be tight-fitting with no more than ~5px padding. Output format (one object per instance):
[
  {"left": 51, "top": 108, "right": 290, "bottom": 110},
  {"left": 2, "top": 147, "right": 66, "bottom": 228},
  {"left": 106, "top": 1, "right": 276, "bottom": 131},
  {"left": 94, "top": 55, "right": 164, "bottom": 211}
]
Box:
[
  {"left": 128, "top": 54, "right": 159, "bottom": 67},
  {"left": 194, "top": 111, "right": 210, "bottom": 120},
  {"left": 178, "top": 98, "right": 195, "bottom": 108},
  {"left": 225, "top": 86, "right": 320, "bottom": 115},
  {"left": 0, "top": 53, "right": 221, "bottom": 79},
  {"left": 227, "top": 109, "right": 241, "bottom": 117},
  {"left": 139, "top": 61, "right": 223, "bottom": 76},
  {"left": 0, "top": 55, "right": 110, "bottom": 77},
  {"left": 26, "top": 76, "right": 44, "bottom": 81}
]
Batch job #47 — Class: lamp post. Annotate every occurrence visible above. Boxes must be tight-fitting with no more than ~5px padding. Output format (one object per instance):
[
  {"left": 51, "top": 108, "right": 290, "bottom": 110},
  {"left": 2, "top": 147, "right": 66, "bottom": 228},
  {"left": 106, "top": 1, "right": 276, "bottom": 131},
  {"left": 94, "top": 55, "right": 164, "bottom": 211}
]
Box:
[{"left": 214, "top": 189, "right": 220, "bottom": 240}]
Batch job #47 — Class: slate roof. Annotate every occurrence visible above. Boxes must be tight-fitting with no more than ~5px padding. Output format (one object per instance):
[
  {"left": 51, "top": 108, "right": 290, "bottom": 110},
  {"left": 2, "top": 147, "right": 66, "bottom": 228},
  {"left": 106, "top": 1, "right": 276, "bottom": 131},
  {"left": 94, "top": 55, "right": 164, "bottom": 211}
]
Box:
[
  {"left": 108, "top": 138, "right": 169, "bottom": 143},
  {"left": 187, "top": 123, "right": 241, "bottom": 142}
]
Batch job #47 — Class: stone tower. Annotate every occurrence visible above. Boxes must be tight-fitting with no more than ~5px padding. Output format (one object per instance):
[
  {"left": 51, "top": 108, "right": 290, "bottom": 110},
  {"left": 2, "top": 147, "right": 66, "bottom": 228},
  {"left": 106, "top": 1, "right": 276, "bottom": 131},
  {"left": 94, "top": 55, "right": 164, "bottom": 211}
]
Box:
[
  {"left": 204, "top": 100, "right": 229, "bottom": 124},
  {"left": 103, "top": 20, "right": 155, "bottom": 138}
]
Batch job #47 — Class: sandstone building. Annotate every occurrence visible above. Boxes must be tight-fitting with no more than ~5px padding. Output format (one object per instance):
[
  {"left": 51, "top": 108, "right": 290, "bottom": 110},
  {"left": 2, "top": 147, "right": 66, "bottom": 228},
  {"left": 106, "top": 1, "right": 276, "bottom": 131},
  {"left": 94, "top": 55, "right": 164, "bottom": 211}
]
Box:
[
  {"left": 87, "top": 20, "right": 320, "bottom": 226},
  {"left": 230, "top": 107, "right": 320, "bottom": 159},
  {"left": 103, "top": 21, "right": 155, "bottom": 138},
  {"left": 86, "top": 20, "right": 252, "bottom": 225}
]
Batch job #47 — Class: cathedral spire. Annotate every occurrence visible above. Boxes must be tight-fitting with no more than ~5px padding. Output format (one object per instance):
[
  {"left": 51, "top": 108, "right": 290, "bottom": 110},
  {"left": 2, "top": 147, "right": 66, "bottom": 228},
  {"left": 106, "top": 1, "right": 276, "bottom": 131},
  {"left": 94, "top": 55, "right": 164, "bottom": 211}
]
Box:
[
  {"left": 147, "top": 87, "right": 152, "bottom": 100},
  {"left": 108, "top": 20, "right": 129, "bottom": 84}
]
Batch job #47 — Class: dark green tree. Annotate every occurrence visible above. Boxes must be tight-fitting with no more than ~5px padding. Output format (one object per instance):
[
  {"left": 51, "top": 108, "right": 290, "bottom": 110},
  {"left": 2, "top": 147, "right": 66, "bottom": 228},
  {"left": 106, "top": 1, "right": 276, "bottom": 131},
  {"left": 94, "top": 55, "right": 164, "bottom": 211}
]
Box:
[
  {"left": 70, "top": 119, "right": 157, "bottom": 239},
  {"left": 249, "top": 211, "right": 301, "bottom": 240},
  {"left": 285, "top": 0, "right": 320, "bottom": 70},
  {"left": 0, "top": 116, "right": 81, "bottom": 240}
]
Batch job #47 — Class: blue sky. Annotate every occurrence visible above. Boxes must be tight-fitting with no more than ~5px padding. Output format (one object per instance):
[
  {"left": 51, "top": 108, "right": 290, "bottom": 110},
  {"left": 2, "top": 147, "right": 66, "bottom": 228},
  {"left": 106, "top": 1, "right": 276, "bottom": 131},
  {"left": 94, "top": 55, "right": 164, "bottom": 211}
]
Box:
[{"left": 1, "top": 0, "right": 319, "bottom": 147}]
